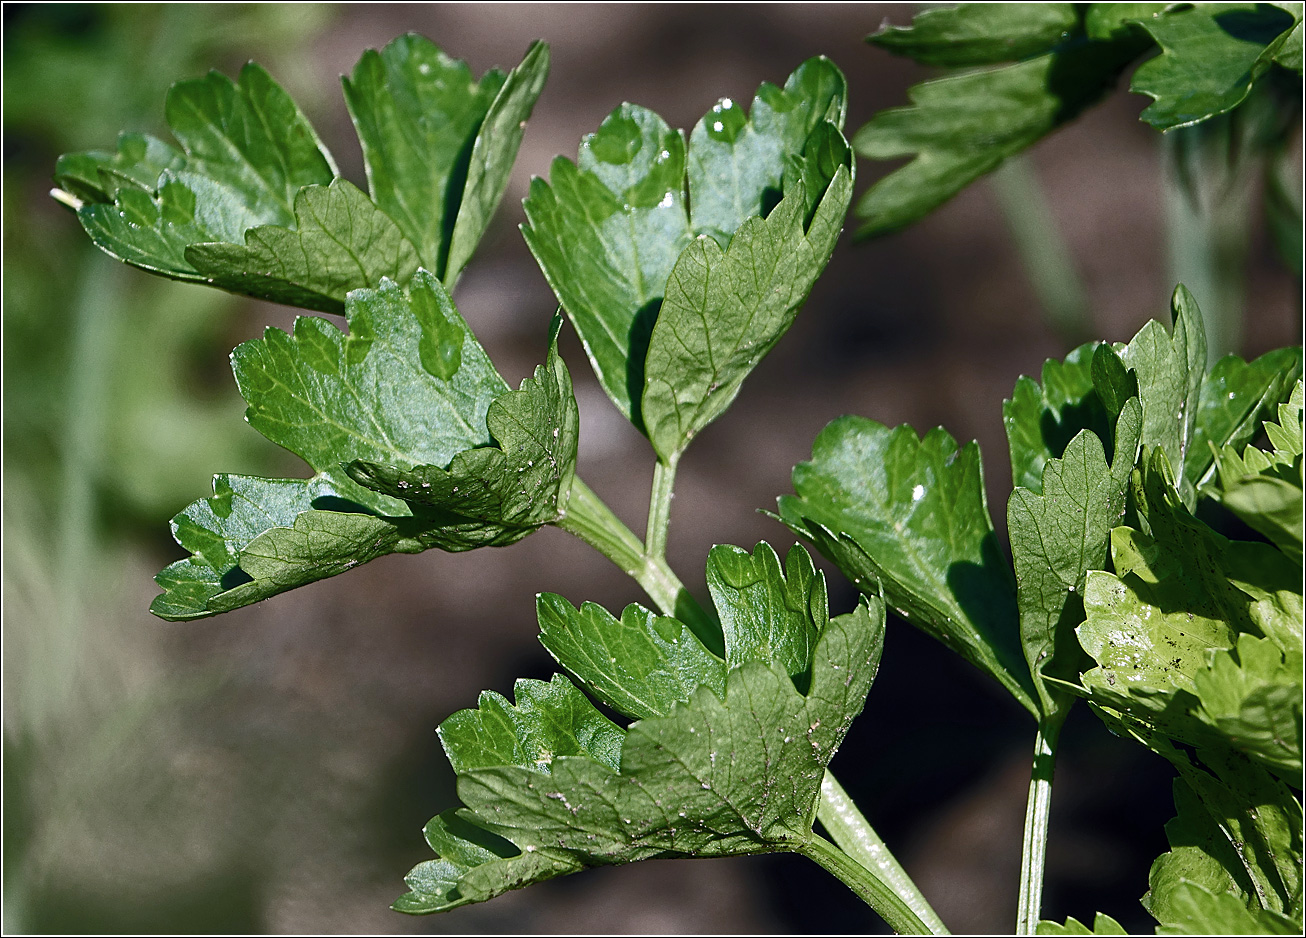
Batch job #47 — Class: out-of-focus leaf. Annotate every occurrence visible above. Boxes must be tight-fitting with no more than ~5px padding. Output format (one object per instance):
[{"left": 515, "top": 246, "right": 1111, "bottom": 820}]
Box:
[
  {"left": 778, "top": 418, "right": 1037, "bottom": 716},
  {"left": 152, "top": 273, "right": 579, "bottom": 619},
  {"left": 854, "top": 29, "right": 1147, "bottom": 236},
  {"left": 1035, "top": 911, "right": 1128, "bottom": 935},
  {"left": 869, "top": 3, "right": 1079, "bottom": 67},
  {"left": 1130, "top": 3, "right": 1301, "bottom": 130},
  {"left": 1008, "top": 398, "right": 1142, "bottom": 714},
  {"left": 524, "top": 58, "right": 849, "bottom": 436},
  {"left": 397, "top": 547, "right": 885, "bottom": 914}
]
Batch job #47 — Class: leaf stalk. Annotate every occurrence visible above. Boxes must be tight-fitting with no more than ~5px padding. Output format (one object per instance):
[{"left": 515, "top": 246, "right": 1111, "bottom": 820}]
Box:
[
  {"left": 796, "top": 831, "right": 941, "bottom": 935},
  {"left": 645, "top": 456, "right": 678, "bottom": 563},
  {"left": 1016, "top": 714, "right": 1065, "bottom": 934},
  {"left": 817, "top": 772, "right": 949, "bottom": 935}
]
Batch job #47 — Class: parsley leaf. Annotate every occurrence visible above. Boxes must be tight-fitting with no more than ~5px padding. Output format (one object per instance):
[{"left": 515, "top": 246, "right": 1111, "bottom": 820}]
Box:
[
  {"left": 151, "top": 272, "right": 579, "bottom": 619},
  {"left": 396, "top": 543, "right": 886, "bottom": 915},
  {"left": 53, "top": 36, "right": 548, "bottom": 311},
  {"left": 523, "top": 57, "right": 852, "bottom": 455}
]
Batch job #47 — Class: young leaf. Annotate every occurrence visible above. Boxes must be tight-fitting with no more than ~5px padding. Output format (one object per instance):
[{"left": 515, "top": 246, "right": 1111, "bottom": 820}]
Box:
[
  {"left": 854, "top": 22, "right": 1149, "bottom": 236},
  {"left": 397, "top": 546, "right": 886, "bottom": 914},
  {"left": 55, "top": 36, "right": 548, "bottom": 311},
  {"left": 1130, "top": 2, "right": 1301, "bottom": 130},
  {"left": 869, "top": 3, "right": 1079, "bottom": 67},
  {"left": 778, "top": 418, "right": 1037, "bottom": 717},
  {"left": 1186, "top": 347, "right": 1303, "bottom": 488},
  {"left": 523, "top": 57, "right": 850, "bottom": 439},
  {"left": 1035, "top": 911, "right": 1128, "bottom": 935},
  {"left": 1008, "top": 397, "right": 1142, "bottom": 714},
  {"left": 152, "top": 273, "right": 580, "bottom": 619},
  {"left": 1206, "top": 379, "right": 1304, "bottom": 562}
]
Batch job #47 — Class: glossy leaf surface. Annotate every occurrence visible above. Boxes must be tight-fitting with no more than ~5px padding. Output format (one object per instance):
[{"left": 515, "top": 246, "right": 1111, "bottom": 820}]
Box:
[
  {"left": 869, "top": 3, "right": 1079, "bottom": 67},
  {"left": 397, "top": 543, "right": 884, "bottom": 913},
  {"left": 152, "top": 273, "right": 579, "bottom": 619},
  {"left": 524, "top": 57, "right": 850, "bottom": 441},
  {"left": 56, "top": 36, "right": 548, "bottom": 311},
  {"left": 778, "top": 418, "right": 1036, "bottom": 716}
]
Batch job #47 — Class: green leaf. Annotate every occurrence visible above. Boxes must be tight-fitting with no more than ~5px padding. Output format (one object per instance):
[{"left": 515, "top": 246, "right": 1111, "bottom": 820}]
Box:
[
  {"left": 1035, "top": 911, "right": 1128, "bottom": 935},
  {"left": 1153, "top": 882, "right": 1299, "bottom": 935},
  {"left": 1003, "top": 342, "right": 1116, "bottom": 495},
  {"left": 345, "top": 315, "right": 580, "bottom": 549},
  {"left": 869, "top": 3, "right": 1080, "bottom": 67},
  {"left": 1186, "top": 348, "right": 1303, "bottom": 489},
  {"left": 397, "top": 553, "right": 886, "bottom": 914},
  {"left": 1130, "top": 3, "right": 1301, "bottom": 130},
  {"left": 149, "top": 474, "right": 426, "bottom": 620},
  {"left": 1144, "top": 741, "right": 1303, "bottom": 925},
  {"left": 152, "top": 273, "right": 579, "bottom": 619},
  {"left": 183, "top": 179, "right": 423, "bottom": 313},
  {"left": 1274, "top": 18, "right": 1304, "bottom": 71},
  {"left": 1193, "top": 634, "right": 1303, "bottom": 779},
  {"left": 1083, "top": 4, "right": 1172, "bottom": 41},
  {"left": 1207, "top": 379, "right": 1304, "bottom": 561},
  {"left": 854, "top": 28, "right": 1148, "bottom": 236},
  {"left": 641, "top": 149, "right": 853, "bottom": 461},
  {"left": 57, "top": 36, "right": 547, "bottom": 310},
  {"left": 523, "top": 57, "right": 849, "bottom": 436},
  {"left": 342, "top": 35, "right": 549, "bottom": 285},
  {"left": 1008, "top": 398, "right": 1142, "bottom": 713},
  {"left": 778, "top": 417, "right": 1037, "bottom": 717}
]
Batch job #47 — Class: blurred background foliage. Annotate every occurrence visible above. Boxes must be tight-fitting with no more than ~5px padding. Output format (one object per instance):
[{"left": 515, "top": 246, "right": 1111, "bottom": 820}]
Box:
[{"left": 3, "top": 4, "right": 1300, "bottom": 934}]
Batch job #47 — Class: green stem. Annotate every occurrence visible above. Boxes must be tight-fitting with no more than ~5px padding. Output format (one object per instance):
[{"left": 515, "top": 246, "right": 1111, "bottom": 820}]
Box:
[
  {"left": 817, "top": 772, "right": 948, "bottom": 935},
  {"left": 558, "top": 476, "right": 716, "bottom": 636},
  {"left": 990, "top": 156, "right": 1093, "bottom": 349},
  {"left": 1016, "top": 715, "right": 1064, "bottom": 934},
  {"left": 645, "top": 457, "right": 678, "bottom": 564},
  {"left": 796, "top": 832, "right": 939, "bottom": 935}
]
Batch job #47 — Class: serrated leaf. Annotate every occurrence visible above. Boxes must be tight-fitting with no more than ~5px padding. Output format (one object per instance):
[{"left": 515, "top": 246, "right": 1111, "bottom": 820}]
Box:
[
  {"left": 1187, "top": 348, "right": 1303, "bottom": 489},
  {"left": 1130, "top": 3, "right": 1301, "bottom": 130},
  {"left": 149, "top": 474, "right": 426, "bottom": 620},
  {"left": 398, "top": 565, "right": 886, "bottom": 914},
  {"left": 1153, "top": 881, "right": 1299, "bottom": 935},
  {"left": 854, "top": 28, "right": 1147, "bottom": 236},
  {"left": 1194, "top": 634, "right": 1303, "bottom": 780},
  {"left": 1208, "top": 379, "right": 1304, "bottom": 562},
  {"left": 869, "top": 3, "right": 1079, "bottom": 67},
  {"left": 778, "top": 417, "right": 1037, "bottom": 716},
  {"left": 342, "top": 35, "right": 548, "bottom": 286},
  {"left": 641, "top": 152, "right": 852, "bottom": 462},
  {"left": 1035, "top": 911, "right": 1128, "bottom": 935},
  {"left": 1083, "top": 4, "right": 1172, "bottom": 41},
  {"left": 1144, "top": 740, "right": 1303, "bottom": 924},
  {"left": 1008, "top": 398, "right": 1142, "bottom": 713},
  {"left": 183, "top": 179, "right": 422, "bottom": 312},
  {"left": 523, "top": 57, "right": 849, "bottom": 435},
  {"left": 345, "top": 315, "right": 579, "bottom": 548},
  {"left": 57, "top": 36, "right": 546, "bottom": 310},
  {"left": 1003, "top": 342, "right": 1114, "bottom": 495},
  {"left": 152, "top": 273, "right": 578, "bottom": 618}
]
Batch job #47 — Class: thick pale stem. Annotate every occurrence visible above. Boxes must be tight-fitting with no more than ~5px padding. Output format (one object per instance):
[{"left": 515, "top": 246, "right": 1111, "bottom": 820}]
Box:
[
  {"left": 645, "top": 458, "right": 677, "bottom": 563},
  {"left": 1016, "top": 717, "right": 1064, "bottom": 934},
  {"left": 558, "top": 476, "right": 715, "bottom": 636},
  {"left": 796, "top": 832, "right": 941, "bottom": 935},
  {"left": 818, "top": 773, "right": 949, "bottom": 935}
]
